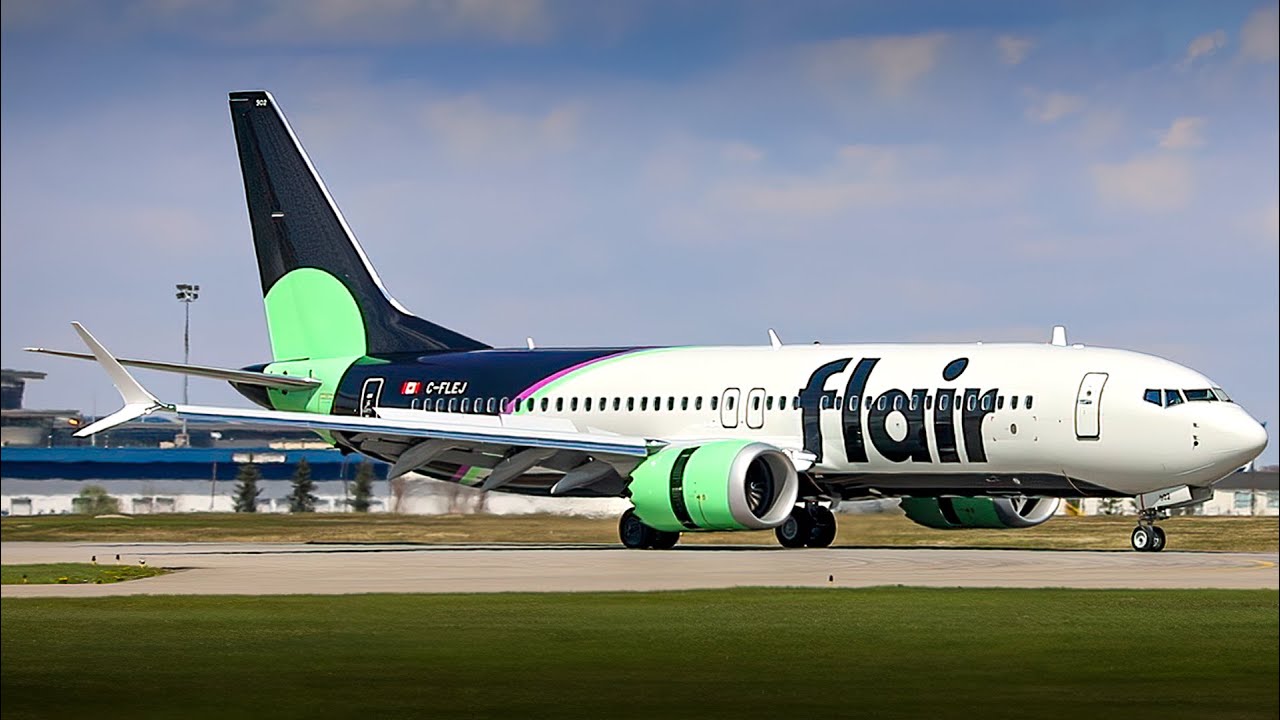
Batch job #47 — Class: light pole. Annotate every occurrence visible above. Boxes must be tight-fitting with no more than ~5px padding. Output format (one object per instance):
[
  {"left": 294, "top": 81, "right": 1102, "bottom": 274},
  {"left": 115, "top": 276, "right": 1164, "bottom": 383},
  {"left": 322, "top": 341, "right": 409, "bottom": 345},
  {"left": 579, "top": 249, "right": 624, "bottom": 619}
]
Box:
[{"left": 175, "top": 283, "right": 199, "bottom": 446}]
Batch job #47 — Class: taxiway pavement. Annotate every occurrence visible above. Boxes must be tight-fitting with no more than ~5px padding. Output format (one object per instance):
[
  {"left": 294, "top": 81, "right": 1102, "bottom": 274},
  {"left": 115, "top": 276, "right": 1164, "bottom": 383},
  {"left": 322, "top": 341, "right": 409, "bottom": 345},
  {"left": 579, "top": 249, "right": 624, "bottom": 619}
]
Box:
[{"left": 3, "top": 542, "right": 1276, "bottom": 597}]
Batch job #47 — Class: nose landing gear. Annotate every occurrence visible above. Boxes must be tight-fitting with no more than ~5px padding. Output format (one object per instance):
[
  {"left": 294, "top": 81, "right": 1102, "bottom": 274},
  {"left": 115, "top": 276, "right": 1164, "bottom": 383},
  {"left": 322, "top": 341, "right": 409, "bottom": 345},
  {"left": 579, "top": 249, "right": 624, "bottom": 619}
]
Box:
[{"left": 1130, "top": 510, "right": 1167, "bottom": 552}]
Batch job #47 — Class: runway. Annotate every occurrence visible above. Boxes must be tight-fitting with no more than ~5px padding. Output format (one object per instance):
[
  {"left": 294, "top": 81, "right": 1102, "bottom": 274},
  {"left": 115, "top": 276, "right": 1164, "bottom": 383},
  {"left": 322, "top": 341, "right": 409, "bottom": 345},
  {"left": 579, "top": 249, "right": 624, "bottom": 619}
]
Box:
[{"left": 3, "top": 541, "right": 1276, "bottom": 597}]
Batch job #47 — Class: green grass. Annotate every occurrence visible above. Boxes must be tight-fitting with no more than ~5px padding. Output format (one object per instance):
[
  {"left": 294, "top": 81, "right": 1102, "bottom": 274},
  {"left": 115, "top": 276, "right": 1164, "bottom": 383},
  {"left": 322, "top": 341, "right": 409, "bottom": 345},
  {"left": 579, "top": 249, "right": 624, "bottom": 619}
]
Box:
[
  {"left": 3, "top": 512, "right": 1277, "bottom": 552},
  {"left": 2, "top": 589, "right": 1276, "bottom": 719},
  {"left": 0, "top": 563, "right": 168, "bottom": 585}
]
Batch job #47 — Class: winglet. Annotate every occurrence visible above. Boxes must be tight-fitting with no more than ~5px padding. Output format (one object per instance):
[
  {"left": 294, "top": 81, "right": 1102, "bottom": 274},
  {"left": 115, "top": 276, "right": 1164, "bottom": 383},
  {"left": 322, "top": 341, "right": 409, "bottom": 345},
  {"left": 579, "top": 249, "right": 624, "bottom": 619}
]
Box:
[
  {"left": 767, "top": 328, "right": 782, "bottom": 349},
  {"left": 69, "top": 322, "right": 165, "bottom": 436}
]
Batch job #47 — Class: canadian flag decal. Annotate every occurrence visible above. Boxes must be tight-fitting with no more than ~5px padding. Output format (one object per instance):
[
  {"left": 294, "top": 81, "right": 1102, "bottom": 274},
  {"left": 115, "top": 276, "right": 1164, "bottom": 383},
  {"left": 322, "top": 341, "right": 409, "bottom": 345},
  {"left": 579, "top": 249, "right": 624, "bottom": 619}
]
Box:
[{"left": 401, "top": 381, "right": 421, "bottom": 395}]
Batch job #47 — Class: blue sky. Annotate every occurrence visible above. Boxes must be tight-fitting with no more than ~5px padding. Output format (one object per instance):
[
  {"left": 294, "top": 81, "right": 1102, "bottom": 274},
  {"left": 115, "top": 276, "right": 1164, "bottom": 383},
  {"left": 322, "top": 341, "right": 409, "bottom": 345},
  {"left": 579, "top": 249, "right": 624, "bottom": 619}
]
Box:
[{"left": 2, "top": 1, "right": 1277, "bottom": 461}]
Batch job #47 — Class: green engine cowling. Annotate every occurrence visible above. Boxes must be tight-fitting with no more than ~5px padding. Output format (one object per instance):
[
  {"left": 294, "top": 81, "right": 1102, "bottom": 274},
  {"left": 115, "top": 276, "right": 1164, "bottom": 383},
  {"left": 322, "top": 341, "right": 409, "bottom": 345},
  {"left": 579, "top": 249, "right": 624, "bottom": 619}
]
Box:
[
  {"left": 627, "top": 440, "right": 799, "bottom": 532},
  {"left": 899, "top": 496, "right": 1061, "bottom": 529}
]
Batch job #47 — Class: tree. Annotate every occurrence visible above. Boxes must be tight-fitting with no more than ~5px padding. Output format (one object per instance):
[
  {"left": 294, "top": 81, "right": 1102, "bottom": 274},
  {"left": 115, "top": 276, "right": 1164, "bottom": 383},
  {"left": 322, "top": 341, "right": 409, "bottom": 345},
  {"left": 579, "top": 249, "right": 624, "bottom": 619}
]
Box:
[
  {"left": 349, "top": 461, "right": 376, "bottom": 512},
  {"left": 287, "top": 458, "right": 318, "bottom": 513},
  {"left": 74, "top": 485, "right": 119, "bottom": 515},
  {"left": 233, "top": 463, "right": 263, "bottom": 513}
]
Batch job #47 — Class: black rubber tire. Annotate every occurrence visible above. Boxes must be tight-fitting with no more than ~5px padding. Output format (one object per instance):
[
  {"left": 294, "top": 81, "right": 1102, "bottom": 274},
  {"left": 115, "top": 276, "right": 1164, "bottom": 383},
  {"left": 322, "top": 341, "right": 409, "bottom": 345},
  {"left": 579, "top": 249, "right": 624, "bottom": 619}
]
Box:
[
  {"left": 619, "top": 509, "right": 655, "bottom": 549},
  {"left": 775, "top": 507, "right": 812, "bottom": 549},
  {"left": 650, "top": 530, "right": 681, "bottom": 550},
  {"left": 1130, "top": 526, "right": 1152, "bottom": 552},
  {"left": 1150, "top": 526, "right": 1167, "bottom": 552},
  {"left": 807, "top": 506, "right": 837, "bottom": 548}
]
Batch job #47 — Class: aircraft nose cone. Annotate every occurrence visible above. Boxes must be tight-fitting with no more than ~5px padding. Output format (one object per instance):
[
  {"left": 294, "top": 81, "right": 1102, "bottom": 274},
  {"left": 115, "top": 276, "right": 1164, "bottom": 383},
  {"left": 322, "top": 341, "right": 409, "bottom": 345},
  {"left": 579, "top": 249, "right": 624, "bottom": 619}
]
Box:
[{"left": 1213, "top": 411, "right": 1268, "bottom": 467}]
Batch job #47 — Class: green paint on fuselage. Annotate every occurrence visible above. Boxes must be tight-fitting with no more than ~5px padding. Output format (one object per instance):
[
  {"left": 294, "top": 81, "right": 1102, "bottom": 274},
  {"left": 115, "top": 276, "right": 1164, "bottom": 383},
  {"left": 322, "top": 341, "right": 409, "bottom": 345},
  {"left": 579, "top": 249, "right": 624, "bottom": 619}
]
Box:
[{"left": 260, "top": 268, "right": 371, "bottom": 416}]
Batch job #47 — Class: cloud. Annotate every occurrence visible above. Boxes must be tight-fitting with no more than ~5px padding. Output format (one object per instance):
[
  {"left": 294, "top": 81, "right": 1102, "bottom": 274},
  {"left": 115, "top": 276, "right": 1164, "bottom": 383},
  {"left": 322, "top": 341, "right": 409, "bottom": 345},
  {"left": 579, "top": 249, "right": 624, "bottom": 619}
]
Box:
[
  {"left": 421, "top": 96, "right": 580, "bottom": 161},
  {"left": 807, "top": 33, "right": 948, "bottom": 97},
  {"left": 1025, "top": 91, "right": 1085, "bottom": 123},
  {"left": 720, "top": 142, "right": 764, "bottom": 164},
  {"left": 243, "top": 0, "right": 555, "bottom": 44},
  {"left": 996, "top": 35, "right": 1033, "bottom": 65},
  {"left": 1181, "top": 29, "right": 1227, "bottom": 66},
  {"left": 1241, "top": 6, "right": 1280, "bottom": 62},
  {"left": 1159, "top": 116, "right": 1206, "bottom": 149},
  {"left": 1092, "top": 154, "right": 1193, "bottom": 211}
]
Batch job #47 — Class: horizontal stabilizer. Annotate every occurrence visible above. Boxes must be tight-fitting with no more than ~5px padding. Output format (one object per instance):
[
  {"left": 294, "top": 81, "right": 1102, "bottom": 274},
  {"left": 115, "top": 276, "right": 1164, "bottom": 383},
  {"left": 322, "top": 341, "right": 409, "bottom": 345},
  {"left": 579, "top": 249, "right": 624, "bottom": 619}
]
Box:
[
  {"left": 24, "top": 347, "right": 320, "bottom": 390},
  {"left": 67, "top": 322, "right": 167, "bottom": 437}
]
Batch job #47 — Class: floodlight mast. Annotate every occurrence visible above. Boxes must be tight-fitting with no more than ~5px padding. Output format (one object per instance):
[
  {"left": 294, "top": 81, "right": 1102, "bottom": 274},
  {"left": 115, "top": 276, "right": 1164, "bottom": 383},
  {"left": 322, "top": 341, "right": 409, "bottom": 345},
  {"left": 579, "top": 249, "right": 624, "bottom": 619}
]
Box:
[{"left": 175, "top": 283, "right": 199, "bottom": 446}]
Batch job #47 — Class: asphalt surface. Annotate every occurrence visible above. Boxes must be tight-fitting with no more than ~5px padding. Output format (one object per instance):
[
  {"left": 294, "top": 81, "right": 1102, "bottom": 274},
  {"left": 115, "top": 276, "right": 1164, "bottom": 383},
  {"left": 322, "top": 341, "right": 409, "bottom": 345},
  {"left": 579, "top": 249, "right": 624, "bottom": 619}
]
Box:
[{"left": 3, "top": 541, "right": 1276, "bottom": 596}]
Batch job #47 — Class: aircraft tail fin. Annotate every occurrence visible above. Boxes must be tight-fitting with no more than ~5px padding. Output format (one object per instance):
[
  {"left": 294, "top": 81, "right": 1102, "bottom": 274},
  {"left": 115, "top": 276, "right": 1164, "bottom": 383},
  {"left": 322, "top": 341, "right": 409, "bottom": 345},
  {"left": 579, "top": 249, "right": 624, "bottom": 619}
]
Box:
[{"left": 228, "top": 91, "right": 488, "bottom": 361}]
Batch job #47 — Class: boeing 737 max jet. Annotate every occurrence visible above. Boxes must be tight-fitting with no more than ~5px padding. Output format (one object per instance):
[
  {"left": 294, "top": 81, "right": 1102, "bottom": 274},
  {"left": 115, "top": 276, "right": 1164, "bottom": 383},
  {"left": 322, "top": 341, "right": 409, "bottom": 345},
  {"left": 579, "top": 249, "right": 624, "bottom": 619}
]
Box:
[{"left": 30, "top": 91, "right": 1269, "bottom": 552}]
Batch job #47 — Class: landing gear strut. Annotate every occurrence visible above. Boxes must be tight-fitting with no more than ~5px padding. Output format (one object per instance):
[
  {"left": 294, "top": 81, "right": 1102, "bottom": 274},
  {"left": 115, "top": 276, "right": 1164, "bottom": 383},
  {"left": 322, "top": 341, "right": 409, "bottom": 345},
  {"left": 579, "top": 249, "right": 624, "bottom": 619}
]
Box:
[
  {"left": 619, "top": 508, "right": 680, "bottom": 550},
  {"left": 775, "top": 504, "right": 838, "bottom": 549},
  {"left": 1130, "top": 510, "right": 1167, "bottom": 552}
]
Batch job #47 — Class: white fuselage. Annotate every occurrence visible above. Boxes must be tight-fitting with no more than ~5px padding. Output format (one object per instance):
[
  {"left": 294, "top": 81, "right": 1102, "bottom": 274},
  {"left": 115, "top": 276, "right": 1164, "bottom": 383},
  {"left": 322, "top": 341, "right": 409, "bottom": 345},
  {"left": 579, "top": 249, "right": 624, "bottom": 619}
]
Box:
[{"left": 494, "top": 342, "right": 1267, "bottom": 497}]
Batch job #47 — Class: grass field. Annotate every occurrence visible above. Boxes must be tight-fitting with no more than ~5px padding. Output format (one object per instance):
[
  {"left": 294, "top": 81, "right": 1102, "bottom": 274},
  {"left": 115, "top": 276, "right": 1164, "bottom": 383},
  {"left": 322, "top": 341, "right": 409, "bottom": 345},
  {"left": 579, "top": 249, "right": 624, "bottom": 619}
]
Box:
[
  {"left": 2, "top": 588, "right": 1276, "bottom": 719},
  {"left": 2, "top": 512, "right": 1277, "bottom": 551},
  {"left": 0, "top": 563, "right": 167, "bottom": 585}
]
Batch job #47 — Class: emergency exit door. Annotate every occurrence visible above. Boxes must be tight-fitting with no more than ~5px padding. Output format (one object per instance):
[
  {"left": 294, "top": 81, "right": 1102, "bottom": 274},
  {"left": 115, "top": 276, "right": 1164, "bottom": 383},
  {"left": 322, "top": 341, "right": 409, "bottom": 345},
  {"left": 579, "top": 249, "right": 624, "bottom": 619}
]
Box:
[{"left": 1075, "top": 372, "right": 1108, "bottom": 439}]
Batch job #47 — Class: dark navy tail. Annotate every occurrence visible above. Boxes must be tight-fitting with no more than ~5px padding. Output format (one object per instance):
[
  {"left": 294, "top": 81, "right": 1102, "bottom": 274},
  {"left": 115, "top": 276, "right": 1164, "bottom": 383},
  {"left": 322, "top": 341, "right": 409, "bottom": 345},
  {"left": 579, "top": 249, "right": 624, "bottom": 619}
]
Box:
[{"left": 229, "top": 90, "right": 488, "bottom": 360}]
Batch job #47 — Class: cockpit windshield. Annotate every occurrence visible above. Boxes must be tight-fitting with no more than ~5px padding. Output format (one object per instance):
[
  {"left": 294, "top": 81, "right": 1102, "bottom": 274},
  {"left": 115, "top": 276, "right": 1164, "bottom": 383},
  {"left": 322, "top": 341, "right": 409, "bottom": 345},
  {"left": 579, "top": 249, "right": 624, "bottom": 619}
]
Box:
[{"left": 1144, "top": 387, "right": 1233, "bottom": 407}]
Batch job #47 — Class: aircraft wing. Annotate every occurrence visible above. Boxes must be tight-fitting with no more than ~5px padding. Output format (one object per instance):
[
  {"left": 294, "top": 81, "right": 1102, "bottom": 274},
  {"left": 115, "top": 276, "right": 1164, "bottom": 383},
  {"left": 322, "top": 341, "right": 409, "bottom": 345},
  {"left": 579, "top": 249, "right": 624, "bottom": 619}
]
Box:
[{"left": 62, "top": 323, "right": 655, "bottom": 494}]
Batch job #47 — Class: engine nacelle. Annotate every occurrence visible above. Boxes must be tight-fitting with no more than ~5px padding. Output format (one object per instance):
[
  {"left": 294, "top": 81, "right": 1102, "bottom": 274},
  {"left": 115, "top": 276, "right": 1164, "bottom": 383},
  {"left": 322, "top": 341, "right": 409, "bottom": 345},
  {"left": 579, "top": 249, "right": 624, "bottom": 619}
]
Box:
[
  {"left": 899, "top": 496, "right": 1060, "bottom": 529},
  {"left": 627, "top": 441, "right": 799, "bottom": 532}
]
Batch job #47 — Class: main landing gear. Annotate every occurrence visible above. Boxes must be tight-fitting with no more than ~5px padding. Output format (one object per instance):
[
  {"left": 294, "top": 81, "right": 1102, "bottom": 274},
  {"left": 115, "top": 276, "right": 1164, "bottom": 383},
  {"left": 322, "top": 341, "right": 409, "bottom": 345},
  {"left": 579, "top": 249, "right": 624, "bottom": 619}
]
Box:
[
  {"left": 619, "top": 508, "right": 680, "bottom": 550},
  {"left": 1130, "top": 510, "right": 1167, "bottom": 552},
  {"left": 775, "top": 504, "right": 838, "bottom": 549}
]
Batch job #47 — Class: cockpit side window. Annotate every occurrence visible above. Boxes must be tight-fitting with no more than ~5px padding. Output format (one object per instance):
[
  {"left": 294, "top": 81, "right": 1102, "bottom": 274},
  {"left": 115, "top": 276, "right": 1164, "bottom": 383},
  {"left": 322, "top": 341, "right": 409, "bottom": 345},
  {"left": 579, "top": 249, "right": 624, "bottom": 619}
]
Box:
[
  {"left": 1183, "top": 389, "right": 1216, "bottom": 402},
  {"left": 1143, "top": 389, "right": 1162, "bottom": 406},
  {"left": 1164, "top": 389, "right": 1184, "bottom": 406},
  {"left": 1211, "top": 387, "right": 1232, "bottom": 402}
]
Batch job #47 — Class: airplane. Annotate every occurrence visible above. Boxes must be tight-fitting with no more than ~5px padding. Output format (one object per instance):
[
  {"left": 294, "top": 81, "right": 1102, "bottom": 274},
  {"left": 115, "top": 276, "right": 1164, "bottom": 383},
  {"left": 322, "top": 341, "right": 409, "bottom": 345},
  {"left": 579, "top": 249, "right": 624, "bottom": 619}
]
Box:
[{"left": 29, "top": 90, "right": 1269, "bottom": 552}]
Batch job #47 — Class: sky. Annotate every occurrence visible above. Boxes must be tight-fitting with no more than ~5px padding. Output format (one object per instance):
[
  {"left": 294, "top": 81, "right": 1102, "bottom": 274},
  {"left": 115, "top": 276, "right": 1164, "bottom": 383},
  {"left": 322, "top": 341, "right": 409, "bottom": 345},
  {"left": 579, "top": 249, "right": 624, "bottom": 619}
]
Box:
[{"left": 2, "top": 0, "right": 1277, "bottom": 462}]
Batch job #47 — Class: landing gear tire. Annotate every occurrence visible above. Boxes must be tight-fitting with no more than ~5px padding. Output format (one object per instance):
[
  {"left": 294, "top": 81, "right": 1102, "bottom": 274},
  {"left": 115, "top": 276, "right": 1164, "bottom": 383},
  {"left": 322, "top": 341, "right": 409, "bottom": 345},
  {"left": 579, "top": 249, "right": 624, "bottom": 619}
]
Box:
[
  {"left": 775, "top": 507, "right": 812, "bottom": 549},
  {"left": 619, "top": 509, "right": 657, "bottom": 549},
  {"left": 650, "top": 530, "right": 681, "bottom": 550},
  {"left": 1150, "top": 526, "right": 1167, "bottom": 553},
  {"left": 1131, "top": 509, "right": 1168, "bottom": 553},
  {"left": 1130, "top": 526, "right": 1153, "bottom": 552},
  {"left": 806, "top": 506, "right": 837, "bottom": 548}
]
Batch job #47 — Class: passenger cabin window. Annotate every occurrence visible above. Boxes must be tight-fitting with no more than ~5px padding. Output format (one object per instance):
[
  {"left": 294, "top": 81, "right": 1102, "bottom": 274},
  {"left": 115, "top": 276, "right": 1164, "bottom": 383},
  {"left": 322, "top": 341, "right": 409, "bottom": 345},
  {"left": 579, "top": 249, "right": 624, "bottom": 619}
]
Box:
[
  {"left": 893, "top": 396, "right": 904, "bottom": 411},
  {"left": 981, "top": 394, "right": 993, "bottom": 411},
  {"left": 1011, "top": 396, "right": 1019, "bottom": 410},
  {"left": 682, "top": 397, "right": 689, "bottom": 410},
  {"left": 695, "top": 397, "right": 703, "bottom": 410},
  {"left": 1025, "top": 396, "right": 1034, "bottom": 410},
  {"left": 711, "top": 396, "right": 719, "bottom": 411},
  {"left": 668, "top": 397, "right": 675, "bottom": 411},
  {"left": 461, "top": 398, "right": 471, "bottom": 413},
  {"left": 627, "top": 398, "right": 635, "bottom": 411},
  {"left": 820, "top": 396, "right": 830, "bottom": 410},
  {"left": 996, "top": 396, "right": 1004, "bottom": 410},
  {"left": 614, "top": 398, "right": 621, "bottom": 411},
  {"left": 541, "top": 398, "right": 550, "bottom": 412},
  {"left": 487, "top": 398, "right": 497, "bottom": 413},
  {"left": 448, "top": 398, "right": 457, "bottom": 412},
  {"left": 1164, "top": 390, "right": 1183, "bottom": 407},
  {"left": 925, "top": 395, "right": 933, "bottom": 411},
  {"left": 1143, "top": 389, "right": 1162, "bottom": 406},
  {"left": 766, "top": 396, "right": 774, "bottom": 411},
  {"left": 752, "top": 395, "right": 761, "bottom": 411},
  {"left": 939, "top": 395, "right": 950, "bottom": 412},
  {"left": 570, "top": 397, "right": 578, "bottom": 412},
  {"left": 640, "top": 397, "right": 648, "bottom": 411},
  {"left": 865, "top": 396, "right": 873, "bottom": 410}
]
